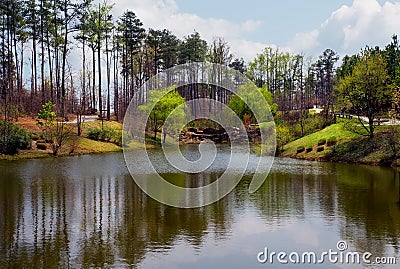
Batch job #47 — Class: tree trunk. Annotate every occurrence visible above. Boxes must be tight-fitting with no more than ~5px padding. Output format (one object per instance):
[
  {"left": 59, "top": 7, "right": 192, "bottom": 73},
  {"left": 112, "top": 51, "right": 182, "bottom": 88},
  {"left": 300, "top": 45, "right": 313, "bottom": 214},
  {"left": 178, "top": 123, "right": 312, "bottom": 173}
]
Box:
[
  {"left": 60, "top": 1, "right": 69, "bottom": 118},
  {"left": 19, "top": 44, "right": 24, "bottom": 107},
  {"left": 98, "top": 47, "right": 102, "bottom": 118},
  {"left": 82, "top": 40, "right": 86, "bottom": 112},
  {"left": 92, "top": 48, "right": 96, "bottom": 113},
  {"left": 12, "top": 24, "right": 21, "bottom": 108},
  {"left": 33, "top": 32, "right": 38, "bottom": 108},
  {"left": 46, "top": 29, "right": 54, "bottom": 103},
  {"left": 113, "top": 37, "right": 119, "bottom": 121},
  {"left": 369, "top": 118, "right": 375, "bottom": 138},
  {"left": 97, "top": 4, "right": 102, "bottom": 119},
  {"left": 106, "top": 30, "right": 110, "bottom": 121},
  {"left": 77, "top": 113, "right": 82, "bottom": 136},
  {"left": 40, "top": 0, "right": 45, "bottom": 103}
]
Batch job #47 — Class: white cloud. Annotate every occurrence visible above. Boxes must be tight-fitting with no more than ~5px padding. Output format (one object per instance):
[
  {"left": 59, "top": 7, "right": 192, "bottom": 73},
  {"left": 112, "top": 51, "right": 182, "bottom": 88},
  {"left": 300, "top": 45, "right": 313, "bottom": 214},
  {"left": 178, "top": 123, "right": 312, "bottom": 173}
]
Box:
[
  {"left": 291, "top": 30, "right": 320, "bottom": 53},
  {"left": 229, "top": 39, "right": 277, "bottom": 61},
  {"left": 290, "top": 0, "right": 400, "bottom": 57},
  {"left": 241, "top": 20, "right": 263, "bottom": 32}
]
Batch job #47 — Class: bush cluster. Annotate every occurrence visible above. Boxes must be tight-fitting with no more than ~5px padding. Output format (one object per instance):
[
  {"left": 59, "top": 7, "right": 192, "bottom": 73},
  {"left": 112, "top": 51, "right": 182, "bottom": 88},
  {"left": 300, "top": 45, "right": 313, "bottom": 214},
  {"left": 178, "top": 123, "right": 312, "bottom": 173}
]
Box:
[
  {"left": 87, "top": 126, "right": 125, "bottom": 146},
  {"left": 0, "top": 121, "right": 31, "bottom": 154}
]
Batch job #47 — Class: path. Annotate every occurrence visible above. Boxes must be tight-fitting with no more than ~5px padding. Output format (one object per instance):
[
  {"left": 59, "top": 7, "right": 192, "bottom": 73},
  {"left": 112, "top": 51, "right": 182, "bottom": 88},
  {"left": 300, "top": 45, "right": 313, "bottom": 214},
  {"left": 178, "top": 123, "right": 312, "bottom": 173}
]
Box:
[
  {"left": 66, "top": 115, "right": 99, "bottom": 124},
  {"left": 349, "top": 114, "right": 400, "bottom": 125}
]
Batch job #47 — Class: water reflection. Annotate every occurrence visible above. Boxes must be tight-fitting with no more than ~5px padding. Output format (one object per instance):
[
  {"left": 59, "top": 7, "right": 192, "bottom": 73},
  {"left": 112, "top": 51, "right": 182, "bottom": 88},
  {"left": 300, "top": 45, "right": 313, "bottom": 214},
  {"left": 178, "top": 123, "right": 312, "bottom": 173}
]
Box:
[{"left": 0, "top": 152, "right": 399, "bottom": 268}]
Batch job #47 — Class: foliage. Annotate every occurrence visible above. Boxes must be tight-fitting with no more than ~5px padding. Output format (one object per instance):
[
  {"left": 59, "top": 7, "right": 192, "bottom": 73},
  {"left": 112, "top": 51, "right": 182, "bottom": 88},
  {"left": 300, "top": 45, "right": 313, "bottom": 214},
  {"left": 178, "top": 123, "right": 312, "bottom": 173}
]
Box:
[
  {"left": 325, "top": 130, "right": 400, "bottom": 165},
  {"left": 0, "top": 104, "right": 24, "bottom": 122},
  {"left": 36, "top": 101, "right": 73, "bottom": 155},
  {"left": 275, "top": 124, "right": 294, "bottom": 152},
  {"left": 0, "top": 121, "right": 31, "bottom": 155},
  {"left": 87, "top": 125, "right": 128, "bottom": 146},
  {"left": 381, "top": 127, "right": 400, "bottom": 158},
  {"left": 227, "top": 83, "right": 277, "bottom": 123},
  {"left": 50, "top": 122, "right": 74, "bottom": 156},
  {"left": 337, "top": 51, "right": 391, "bottom": 138},
  {"left": 207, "top": 37, "right": 232, "bottom": 65},
  {"left": 179, "top": 32, "right": 207, "bottom": 63},
  {"left": 147, "top": 29, "right": 180, "bottom": 72},
  {"left": 187, "top": 119, "right": 220, "bottom": 130},
  {"left": 383, "top": 35, "right": 400, "bottom": 86},
  {"left": 36, "top": 101, "right": 57, "bottom": 142},
  {"left": 138, "top": 86, "right": 186, "bottom": 139},
  {"left": 2, "top": 0, "right": 400, "bottom": 136},
  {"left": 337, "top": 54, "right": 360, "bottom": 79},
  {"left": 278, "top": 111, "right": 328, "bottom": 139},
  {"left": 391, "top": 87, "right": 400, "bottom": 117},
  {"left": 315, "top": 49, "right": 340, "bottom": 118},
  {"left": 37, "top": 101, "right": 56, "bottom": 128}
]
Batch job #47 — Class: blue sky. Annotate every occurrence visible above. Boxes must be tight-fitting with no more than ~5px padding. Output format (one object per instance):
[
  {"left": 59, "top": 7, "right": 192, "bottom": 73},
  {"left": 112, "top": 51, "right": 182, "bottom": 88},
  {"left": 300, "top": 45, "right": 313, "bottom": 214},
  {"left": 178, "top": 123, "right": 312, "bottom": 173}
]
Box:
[
  {"left": 174, "top": 0, "right": 358, "bottom": 44},
  {"left": 108, "top": 0, "right": 400, "bottom": 61}
]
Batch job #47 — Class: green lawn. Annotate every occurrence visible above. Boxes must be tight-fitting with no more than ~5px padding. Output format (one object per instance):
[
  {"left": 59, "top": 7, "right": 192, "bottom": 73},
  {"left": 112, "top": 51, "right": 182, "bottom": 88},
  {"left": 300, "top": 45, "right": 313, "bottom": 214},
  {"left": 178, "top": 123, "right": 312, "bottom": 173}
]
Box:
[
  {"left": 282, "top": 122, "right": 360, "bottom": 157},
  {"left": 281, "top": 120, "right": 400, "bottom": 165}
]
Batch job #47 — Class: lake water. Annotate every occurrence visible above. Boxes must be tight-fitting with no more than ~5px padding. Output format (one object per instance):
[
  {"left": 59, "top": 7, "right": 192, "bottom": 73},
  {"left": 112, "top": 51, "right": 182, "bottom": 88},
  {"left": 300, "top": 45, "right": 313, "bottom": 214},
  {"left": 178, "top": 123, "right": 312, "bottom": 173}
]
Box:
[{"left": 0, "top": 146, "right": 399, "bottom": 268}]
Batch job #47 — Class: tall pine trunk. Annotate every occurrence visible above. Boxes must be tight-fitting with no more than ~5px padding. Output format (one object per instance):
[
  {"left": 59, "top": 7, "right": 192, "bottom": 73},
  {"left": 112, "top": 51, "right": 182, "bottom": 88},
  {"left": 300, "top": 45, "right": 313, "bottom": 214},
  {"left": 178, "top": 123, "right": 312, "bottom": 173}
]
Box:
[
  {"left": 40, "top": 0, "right": 45, "bottom": 103},
  {"left": 97, "top": 4, "right": 102, "bottom": 118},
  {"left": 60, "top": 1, "right": 69, "bottom": 118},
  {"left": 106, "top": 30, "right": 110, "bottom": 120},
  {"left": 82, "top": 40, "right": 86, "bottom": 112}
]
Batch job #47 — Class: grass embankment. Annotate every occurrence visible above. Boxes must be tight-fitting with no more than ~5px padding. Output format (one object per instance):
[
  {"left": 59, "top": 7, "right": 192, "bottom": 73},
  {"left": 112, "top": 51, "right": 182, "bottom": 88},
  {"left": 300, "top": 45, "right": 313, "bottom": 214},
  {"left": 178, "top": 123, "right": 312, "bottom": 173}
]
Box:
[
  {"left": 1, "top": 118, "right": 128, "bottom": 161},
  {"left": 281, "top": 120, "right": 400, "bottom": 165},
  {"left": 1, "top": 136, "right": 122, "bottom": 161}
]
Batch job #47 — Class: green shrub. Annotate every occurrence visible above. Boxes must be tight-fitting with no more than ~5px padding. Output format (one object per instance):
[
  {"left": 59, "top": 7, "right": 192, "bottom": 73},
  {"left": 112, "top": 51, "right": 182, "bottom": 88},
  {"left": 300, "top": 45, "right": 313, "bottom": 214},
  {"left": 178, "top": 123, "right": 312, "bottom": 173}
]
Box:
[
  {"left": 276, "top": 124, "right": 294, "bottom": 152},
  {"left": 87, "top": 128, "right": 102, "bottom": 141},
  {"left": 318, "top": 139, "right": 327, "bottom": 146},
  {"left": 0, "top": 121, "right": 31, "bottom": 154},
  {"left": 101, "top": 126, "right": 115, "bottom": 142},
  {"left": 112, "top": 129, "right": 123, "bottom": 146},
  {"left": 317, "top": 146, "right": 325, "bottom": 152},
  {"left": 87, "top": 126, "right": 124, "bottom": 146}
]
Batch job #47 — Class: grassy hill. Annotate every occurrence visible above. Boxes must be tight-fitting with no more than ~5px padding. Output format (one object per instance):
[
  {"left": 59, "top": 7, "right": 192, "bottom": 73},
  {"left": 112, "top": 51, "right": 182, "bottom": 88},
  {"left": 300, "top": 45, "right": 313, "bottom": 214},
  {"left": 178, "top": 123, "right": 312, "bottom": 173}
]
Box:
[{"left": 281, "top": 121, "right": 399, "bottom": 166}]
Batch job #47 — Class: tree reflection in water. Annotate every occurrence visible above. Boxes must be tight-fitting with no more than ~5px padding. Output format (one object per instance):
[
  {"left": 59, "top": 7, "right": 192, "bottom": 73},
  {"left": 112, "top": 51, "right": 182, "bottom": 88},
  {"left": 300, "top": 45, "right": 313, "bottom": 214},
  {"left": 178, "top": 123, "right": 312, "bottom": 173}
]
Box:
[{"left": 0, "top": 154, "right": 399, "bottom": 268}]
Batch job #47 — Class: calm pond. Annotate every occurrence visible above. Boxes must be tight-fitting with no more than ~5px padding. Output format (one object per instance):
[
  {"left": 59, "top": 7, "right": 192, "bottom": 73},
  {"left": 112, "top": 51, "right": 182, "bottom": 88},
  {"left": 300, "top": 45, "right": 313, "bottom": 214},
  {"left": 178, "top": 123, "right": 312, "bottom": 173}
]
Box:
[{"left": 0, "top": 145, "right": 399, "bottom": 268}]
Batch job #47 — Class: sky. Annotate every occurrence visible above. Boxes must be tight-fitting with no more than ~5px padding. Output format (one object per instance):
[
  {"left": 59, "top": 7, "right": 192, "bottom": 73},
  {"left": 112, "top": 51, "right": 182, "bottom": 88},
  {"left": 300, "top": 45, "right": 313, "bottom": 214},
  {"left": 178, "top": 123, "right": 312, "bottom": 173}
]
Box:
[{"left": 104, "top": 0, "right": 400, "bottom": 62}]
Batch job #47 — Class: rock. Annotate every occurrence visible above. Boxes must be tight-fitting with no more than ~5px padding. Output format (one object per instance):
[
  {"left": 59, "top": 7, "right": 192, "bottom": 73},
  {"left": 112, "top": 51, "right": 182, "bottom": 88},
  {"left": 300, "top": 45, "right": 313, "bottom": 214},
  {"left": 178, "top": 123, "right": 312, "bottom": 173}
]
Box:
[
  {"left": 203, "top": 128, "right": 217, "bottom": 134},
  {"left": 37, "top": 143, "right": 47, "bottom": 150}
]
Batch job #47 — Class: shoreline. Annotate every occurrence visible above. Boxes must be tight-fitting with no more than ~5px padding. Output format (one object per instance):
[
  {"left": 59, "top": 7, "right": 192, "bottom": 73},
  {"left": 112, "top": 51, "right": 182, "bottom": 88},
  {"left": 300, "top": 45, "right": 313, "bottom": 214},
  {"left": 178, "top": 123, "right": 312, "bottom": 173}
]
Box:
[
  {"left": 0, "top": 145, "right": 123, "bottom": 161},
  {"left": 2, "top": 140, "right": 398, "bottom": 169},
  {"left": 2, "top": 119, "right": 399, "bottom": 168},
  {"left": 279, "top": 153, "right": 398, "bottom": 167}
]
